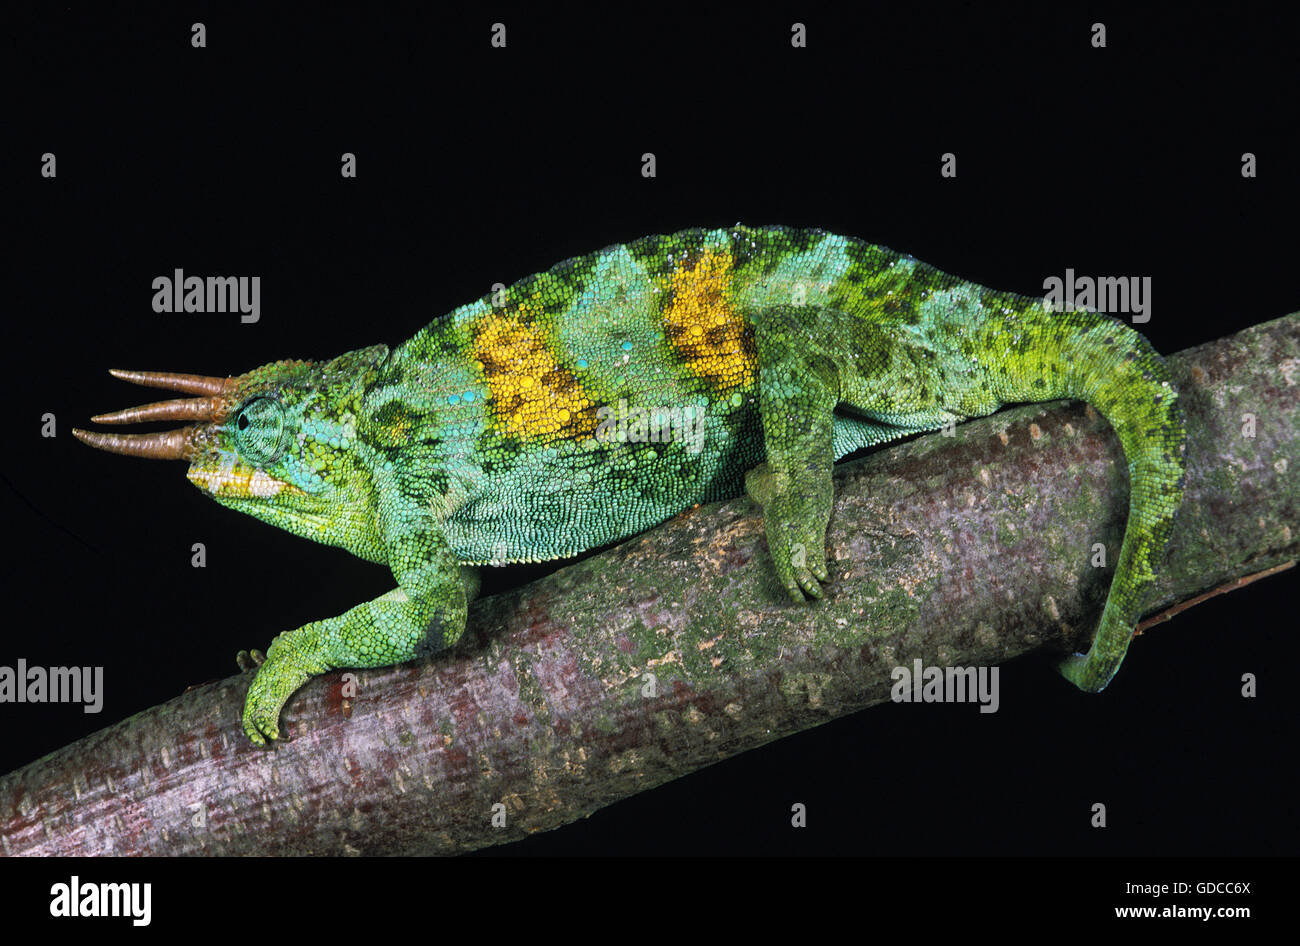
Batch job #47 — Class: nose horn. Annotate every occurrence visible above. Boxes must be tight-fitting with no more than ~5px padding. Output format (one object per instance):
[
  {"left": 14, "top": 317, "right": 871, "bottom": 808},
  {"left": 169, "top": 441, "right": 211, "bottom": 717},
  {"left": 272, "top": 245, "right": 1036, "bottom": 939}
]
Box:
[{"left": 72, "top": 426, "right": 198, "bottom": 460}]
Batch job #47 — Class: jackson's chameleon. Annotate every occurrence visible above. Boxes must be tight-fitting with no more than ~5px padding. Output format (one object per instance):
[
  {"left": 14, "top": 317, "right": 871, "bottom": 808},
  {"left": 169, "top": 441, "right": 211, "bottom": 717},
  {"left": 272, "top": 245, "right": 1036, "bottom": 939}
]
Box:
[{"left": 74, "top": 225, "right": 1186, "bottom": 745}]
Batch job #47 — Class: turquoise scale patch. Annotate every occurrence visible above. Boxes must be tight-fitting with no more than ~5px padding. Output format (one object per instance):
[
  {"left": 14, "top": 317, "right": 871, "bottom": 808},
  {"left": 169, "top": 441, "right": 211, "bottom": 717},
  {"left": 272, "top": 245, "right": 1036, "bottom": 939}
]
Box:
[{"left": 734, "top": 232, "right": 854, "bottom": 314}]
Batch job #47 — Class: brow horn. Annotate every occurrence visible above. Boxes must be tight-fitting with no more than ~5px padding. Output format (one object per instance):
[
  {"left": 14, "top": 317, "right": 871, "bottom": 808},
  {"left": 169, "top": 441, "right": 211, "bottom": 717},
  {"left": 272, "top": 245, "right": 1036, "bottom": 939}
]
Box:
[
  {"left": 108, "top": 368, "right": 235, "bottom": 397},
  {"left": 91, "top": 396, "right": 226, "bottom": 425},
  {"left": 72, "top": 426, "right": 198, "bottom": 460}
]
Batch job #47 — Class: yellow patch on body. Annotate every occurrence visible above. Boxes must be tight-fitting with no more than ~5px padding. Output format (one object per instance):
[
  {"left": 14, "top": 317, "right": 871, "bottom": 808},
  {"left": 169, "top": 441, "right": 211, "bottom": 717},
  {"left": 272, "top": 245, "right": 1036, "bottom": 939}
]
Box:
[
  {"left": 662, "top": 249, "right": 756, "bottom": 390},
  {"left": 472, "top": 303, "right": 598, "bottom": 440}
]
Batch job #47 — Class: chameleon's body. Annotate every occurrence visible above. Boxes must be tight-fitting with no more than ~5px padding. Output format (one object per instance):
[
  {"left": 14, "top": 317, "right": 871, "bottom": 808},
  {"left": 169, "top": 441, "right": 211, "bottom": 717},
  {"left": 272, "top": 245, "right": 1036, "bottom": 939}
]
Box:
[{"left": 75, "top": 225, "right": 1186, "bottom": 745}]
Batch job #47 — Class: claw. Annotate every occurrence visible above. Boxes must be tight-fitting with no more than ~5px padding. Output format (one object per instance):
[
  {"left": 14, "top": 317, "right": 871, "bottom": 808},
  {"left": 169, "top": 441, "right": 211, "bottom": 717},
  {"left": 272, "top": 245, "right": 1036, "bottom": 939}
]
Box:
[
  {"left": 796, "top": 570, "right": 823, "bottom": 599},
  {"left": 243, "top": 708, "right": 280, "bottom": 746},
  {"left": 244, "top": 725, "right": 269, "bottom": 747},
  {"left": 236, "top": 648, "right": 266, "bottom": 672}
]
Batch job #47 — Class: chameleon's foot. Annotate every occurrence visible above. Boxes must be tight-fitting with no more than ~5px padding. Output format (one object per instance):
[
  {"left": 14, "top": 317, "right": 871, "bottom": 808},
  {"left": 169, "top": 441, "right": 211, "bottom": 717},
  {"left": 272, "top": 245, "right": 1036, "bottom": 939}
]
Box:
[
  {"left": 243, "top": 675, "right": 282, "bottom": 746},
  {"left": 241, "top": 628, "right": 326, "bottom": 746},
  {"left": 235, "top": 648, "right": 266, "bottom": 672},
  {"left": 745, "top": 463, "right": 832, "bottom": 602}
]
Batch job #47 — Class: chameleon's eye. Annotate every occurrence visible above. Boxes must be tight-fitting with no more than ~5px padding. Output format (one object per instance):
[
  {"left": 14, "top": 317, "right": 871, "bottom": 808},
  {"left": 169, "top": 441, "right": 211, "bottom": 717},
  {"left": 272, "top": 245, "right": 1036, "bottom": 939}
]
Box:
[{"left": 232, "top": 396, "right": 287, "bottom": 464}]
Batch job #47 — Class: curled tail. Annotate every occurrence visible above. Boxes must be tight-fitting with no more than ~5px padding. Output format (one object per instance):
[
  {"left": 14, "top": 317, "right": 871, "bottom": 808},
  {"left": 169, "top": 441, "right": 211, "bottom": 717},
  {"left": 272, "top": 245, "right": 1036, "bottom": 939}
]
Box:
[{"left": 990, "top": 308, "right": 1186, "bottom": 691}]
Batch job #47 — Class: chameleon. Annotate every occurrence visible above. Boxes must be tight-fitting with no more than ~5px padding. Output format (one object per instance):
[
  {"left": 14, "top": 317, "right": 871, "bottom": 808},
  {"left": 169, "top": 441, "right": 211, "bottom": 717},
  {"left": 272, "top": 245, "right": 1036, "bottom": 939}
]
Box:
[{"left": 74, "top": 225, "right": 1186, "bottom": 746}]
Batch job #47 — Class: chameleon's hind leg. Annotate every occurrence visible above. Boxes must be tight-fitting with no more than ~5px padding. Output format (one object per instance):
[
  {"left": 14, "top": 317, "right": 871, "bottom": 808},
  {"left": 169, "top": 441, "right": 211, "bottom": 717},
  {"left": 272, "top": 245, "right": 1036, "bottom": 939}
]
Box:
[{"left": 746, "top": 306, "right": 840, "bottom": 601}]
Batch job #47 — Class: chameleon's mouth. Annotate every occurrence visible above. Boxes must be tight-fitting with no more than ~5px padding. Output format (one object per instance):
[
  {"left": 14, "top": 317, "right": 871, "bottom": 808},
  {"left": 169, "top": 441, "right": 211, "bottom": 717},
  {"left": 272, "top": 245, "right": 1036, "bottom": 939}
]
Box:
[
  {"left": 72, "top": 368, "right": 236, "bottom": 460},
  {"left": 186, "top": 463, "right": 302, "bottom": 498}
]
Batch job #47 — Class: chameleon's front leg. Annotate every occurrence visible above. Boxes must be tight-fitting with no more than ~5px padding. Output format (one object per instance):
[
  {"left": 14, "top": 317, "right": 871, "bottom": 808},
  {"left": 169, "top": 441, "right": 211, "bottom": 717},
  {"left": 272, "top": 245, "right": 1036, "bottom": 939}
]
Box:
[
  {"left": 747, "top": 309, "right": 840, "bottom": 602},
  {"left": 241, "top": 511, "right": 468, "bottom": 746}
]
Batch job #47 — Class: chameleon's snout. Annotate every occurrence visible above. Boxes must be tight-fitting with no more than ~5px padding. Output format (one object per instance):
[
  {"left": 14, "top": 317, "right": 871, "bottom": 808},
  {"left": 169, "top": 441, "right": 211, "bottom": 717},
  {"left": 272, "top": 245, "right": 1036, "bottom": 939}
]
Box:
[{"left": 72, "top": 368, "right": 236, "bottom": 460}]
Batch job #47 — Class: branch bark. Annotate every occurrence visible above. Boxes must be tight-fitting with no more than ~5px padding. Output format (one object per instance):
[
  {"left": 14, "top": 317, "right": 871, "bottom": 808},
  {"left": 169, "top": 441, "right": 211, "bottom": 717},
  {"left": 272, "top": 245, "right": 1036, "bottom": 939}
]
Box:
[{"left": 4, "top": 314, "right": 1298, "bottom": 856}]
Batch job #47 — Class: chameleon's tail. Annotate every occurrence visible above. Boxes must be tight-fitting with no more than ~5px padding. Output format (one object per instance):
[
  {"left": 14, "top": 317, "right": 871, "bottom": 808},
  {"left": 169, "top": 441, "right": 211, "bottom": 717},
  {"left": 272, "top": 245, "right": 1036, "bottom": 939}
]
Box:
[{"left": 992, "top": 308, "right": 1187, "bottom": 691}]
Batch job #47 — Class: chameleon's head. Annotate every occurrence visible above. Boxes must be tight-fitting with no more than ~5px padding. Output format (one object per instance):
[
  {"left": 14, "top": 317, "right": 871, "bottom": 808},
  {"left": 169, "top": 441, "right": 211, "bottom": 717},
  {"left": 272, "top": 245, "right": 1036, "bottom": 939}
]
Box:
[{"left": 74, "top": 345, "right": 390, "bottom": 555}]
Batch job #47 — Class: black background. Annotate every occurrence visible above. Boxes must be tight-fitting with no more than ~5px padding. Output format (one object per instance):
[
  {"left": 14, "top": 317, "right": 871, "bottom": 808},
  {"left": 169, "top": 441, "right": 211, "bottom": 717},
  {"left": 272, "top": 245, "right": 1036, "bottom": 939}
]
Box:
[{"left": 5, "top": 1, "right": 1297, "bottom": 871}]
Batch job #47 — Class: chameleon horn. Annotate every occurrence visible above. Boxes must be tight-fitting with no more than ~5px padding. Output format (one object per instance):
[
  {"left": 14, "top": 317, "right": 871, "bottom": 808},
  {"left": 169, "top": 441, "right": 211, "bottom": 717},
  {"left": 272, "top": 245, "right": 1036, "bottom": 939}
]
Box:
[
  {"left": 91, "top": 396, "right": 226, "bottom": 425},
  {"left": 92, "top": 395, "right": 226, "bottom": 426},
  {"left": 71, "top": 426, "right": 197, "bottom": 460},
  {"left": 108, "top": 368, "right": 235, "bottom": 397}
]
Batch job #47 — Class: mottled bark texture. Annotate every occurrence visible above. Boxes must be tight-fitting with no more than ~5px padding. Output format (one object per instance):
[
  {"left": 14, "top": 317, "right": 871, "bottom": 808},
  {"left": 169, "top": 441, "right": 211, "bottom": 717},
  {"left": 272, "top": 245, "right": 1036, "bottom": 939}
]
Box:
[{"left": 4, "top": 315, "right": 1297, "bottom": 856}]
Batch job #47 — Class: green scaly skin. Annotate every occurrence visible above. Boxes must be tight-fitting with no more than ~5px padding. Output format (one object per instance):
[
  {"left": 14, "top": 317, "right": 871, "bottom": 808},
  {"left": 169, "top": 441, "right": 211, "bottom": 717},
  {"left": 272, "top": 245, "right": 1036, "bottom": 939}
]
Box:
[{"left": 77, "top": 225, "right": 1186, "bottom": 745}]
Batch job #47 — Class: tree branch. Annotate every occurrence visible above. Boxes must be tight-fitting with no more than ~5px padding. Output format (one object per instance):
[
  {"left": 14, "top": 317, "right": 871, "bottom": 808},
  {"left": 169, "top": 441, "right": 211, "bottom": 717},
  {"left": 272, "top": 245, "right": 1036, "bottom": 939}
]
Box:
[{"left": 4, "top": 314, "right": 1298, "bottom": 856}]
